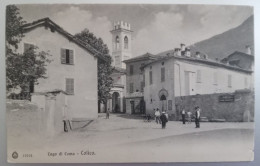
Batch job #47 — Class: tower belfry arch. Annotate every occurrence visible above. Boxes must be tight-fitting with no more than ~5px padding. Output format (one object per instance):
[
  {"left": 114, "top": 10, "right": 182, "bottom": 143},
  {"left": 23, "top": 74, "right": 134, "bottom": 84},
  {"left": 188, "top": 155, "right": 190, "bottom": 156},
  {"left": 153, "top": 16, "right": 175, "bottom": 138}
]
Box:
[{"left": 110, "top": 21, "right": 133, "bottom": 69}]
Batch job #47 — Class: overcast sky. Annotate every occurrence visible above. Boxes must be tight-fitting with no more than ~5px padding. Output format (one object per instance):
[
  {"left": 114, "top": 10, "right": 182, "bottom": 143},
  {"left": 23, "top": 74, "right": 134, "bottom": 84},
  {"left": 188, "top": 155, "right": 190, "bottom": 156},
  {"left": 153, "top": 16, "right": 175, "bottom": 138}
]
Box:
[{"left": 17, "top": 4, "right": 253, "bottom": 56}]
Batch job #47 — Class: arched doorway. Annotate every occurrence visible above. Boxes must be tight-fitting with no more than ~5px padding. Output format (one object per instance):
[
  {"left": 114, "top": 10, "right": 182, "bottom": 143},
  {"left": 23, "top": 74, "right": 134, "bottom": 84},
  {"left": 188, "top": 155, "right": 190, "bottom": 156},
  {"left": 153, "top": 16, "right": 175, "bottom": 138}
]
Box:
[
  {"left": 158, "top": 89, "right": 168, "bottom": 112},
  {"left": 112, "top": 92, "right": 120, "bottom": 113},
  {"left": 160, "top": 94, "right": 167, "bottom": 112}
]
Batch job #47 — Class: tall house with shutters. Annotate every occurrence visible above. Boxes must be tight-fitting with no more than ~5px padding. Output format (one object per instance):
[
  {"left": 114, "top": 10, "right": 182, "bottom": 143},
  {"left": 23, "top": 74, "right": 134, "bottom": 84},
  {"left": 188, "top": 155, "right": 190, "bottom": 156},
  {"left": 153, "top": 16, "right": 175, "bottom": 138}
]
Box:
[
  {"left": 18, "top": 18, "right": 105, "bottom": 121},
  {"left": 110, "top": 21, "right": 133, "bottom": 69}
]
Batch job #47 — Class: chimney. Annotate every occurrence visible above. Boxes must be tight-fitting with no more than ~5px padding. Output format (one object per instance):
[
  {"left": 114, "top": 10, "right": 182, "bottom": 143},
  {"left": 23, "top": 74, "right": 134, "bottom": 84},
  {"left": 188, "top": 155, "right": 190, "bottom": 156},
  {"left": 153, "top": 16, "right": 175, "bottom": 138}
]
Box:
[
  {"left": 180, "top": 43, "right": 185, "bottom": 51},
  {"left": 203, "top": 54, "right": 208, "bottom": 59},
  {"left": 176, "top": 48, "right": 181, "bottom": 56},
  {"left": 185, "top": 47, "right": 191, "bottom": 57},
  {"left": 173, "top": 48, "right": 178, "bottom": 56},
  {"left": 195, "top": 51, "right": 200, "bottom": 58},
  {"left": 246, "top": 45, "right": 252, "bottom": 55}
]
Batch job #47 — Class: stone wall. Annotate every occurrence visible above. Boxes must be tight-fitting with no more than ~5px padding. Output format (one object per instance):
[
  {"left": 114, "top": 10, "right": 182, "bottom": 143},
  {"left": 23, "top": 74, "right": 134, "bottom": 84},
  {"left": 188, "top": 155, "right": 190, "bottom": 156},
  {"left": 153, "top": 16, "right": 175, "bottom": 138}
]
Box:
[
  {"left": 31, "top": 91, "right": 68, "bottom": 136},
  {"left": 175, "top": 90, "right": 254, "bottom": 122}
]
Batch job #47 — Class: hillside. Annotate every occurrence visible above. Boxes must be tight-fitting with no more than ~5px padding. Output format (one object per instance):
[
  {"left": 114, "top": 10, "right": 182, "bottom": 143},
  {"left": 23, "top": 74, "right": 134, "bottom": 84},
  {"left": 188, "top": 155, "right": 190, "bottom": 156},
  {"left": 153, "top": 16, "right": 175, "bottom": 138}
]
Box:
[{"left": 190, "top": 15, "right": 254, "bottom": 60}]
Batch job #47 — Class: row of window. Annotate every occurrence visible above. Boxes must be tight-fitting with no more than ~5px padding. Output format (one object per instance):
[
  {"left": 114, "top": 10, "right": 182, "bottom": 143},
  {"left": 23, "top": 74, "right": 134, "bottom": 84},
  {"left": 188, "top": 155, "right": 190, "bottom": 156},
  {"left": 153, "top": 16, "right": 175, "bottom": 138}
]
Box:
[
  {"left": 129, "top": 82, "right": 145, "bottom": 93},
  {"left": 196, "top": 70, "right": 237, "bottom": 87},
  {"left": 149, "top": 67, "right": 165, "bottom": 85},
  {"left": 147, "top": 67, "right": 248, "bottom": 88}
]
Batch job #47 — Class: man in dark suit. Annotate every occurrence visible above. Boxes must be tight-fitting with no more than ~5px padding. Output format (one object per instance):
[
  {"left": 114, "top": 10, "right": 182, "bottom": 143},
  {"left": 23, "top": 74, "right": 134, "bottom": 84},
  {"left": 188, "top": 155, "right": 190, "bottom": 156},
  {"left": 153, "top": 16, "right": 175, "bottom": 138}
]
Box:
[
  {"left": 181, "top": 108, "right": 186, "bottom": 124},
  {"left": 160, "top": 111, "right": 168, "bottom": 129},
  {"left": 195, "top": 106, "right": 201, "bottom": 128}
]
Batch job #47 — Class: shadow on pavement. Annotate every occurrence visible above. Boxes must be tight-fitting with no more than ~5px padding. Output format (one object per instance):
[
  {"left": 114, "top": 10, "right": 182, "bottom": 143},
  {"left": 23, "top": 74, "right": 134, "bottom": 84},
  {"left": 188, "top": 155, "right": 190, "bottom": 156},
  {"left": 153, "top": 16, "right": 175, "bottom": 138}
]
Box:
[{"left": 115, "top": 114, "right": 145, "bottom": 120}]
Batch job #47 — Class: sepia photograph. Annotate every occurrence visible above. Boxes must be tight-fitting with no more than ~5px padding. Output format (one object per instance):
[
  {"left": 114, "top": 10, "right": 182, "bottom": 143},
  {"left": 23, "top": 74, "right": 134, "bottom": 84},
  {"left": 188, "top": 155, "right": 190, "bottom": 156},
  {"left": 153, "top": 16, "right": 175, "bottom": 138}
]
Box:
[{"left": 5, "top": 3, "right": 255, "bottom": 163}]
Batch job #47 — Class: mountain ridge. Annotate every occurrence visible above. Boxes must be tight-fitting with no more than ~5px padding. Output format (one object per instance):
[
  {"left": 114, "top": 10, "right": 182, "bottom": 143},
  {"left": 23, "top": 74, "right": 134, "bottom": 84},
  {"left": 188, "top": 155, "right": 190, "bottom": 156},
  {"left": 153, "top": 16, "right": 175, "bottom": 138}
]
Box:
[{"left": 189, "top": 15, "right": 254, "bottom": 60}]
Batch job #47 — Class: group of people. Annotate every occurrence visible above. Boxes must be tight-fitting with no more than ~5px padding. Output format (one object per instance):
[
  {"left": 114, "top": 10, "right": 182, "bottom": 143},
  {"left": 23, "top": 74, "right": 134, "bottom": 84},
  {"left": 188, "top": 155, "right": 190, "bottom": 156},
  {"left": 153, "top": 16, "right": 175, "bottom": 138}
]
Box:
[
  {"left": 154, "top": 108, "right": 168, "bottom": 129},
  {"left": 181, "top": 106, "right": 201, "bottom": 128},
  {"left": 154, "top": 106, "right": 201, "bottom": 129}
]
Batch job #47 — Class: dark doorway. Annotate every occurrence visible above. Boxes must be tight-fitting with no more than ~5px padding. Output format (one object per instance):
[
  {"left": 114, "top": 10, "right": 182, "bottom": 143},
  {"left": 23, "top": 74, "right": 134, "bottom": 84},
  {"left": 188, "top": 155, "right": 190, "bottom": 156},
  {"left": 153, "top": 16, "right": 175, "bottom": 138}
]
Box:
[
  {"left": 140, "top": 99, "right": 145, "bottom": 114},
  {"left": 160, "top": 94, "right": 167, "bottom": 112},
  {"left": 130, "top": 101, "right": 135, "bottom": 114},
  {"left": 112, "top": 92, "right": 120, "bottom": 113}
]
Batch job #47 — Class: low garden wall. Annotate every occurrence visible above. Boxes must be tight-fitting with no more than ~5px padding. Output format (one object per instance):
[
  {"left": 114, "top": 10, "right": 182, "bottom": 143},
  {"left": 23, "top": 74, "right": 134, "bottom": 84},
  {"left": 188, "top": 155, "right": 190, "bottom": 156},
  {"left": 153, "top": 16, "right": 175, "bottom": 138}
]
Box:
[{"left": 175, "top": 90, "right": 254, "bottom": 122}]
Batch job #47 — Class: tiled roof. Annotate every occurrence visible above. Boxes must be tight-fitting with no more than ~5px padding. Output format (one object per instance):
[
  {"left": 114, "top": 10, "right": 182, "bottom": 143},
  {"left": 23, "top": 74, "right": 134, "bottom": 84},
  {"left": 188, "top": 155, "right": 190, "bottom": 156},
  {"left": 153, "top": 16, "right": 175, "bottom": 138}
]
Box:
[
  {"left": 113, "top": 67, "right": 126, "bottom": 74},
  {"left": 123, "top": 52, "right": 158, "bottom": 63},
  {"left": 141, "top": 53, "right": 253, "bottom": 74},
  {"left": 221, "top": 51, "right": 254, "bottom": 62},
  {"left": 21, "top": 17, "right": 108, "bottom": 62}
]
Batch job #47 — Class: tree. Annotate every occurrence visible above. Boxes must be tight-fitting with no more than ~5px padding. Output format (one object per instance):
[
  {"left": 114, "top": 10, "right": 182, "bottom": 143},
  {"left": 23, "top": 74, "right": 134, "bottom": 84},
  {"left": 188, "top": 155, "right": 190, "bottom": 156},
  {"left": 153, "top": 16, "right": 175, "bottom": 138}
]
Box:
[
  {"left": 6, "top": 5, "right": 52, "bottom": 93},
  {"left": 6, "top": 46, "right": 52, "bottom": 92},
  {"left": 6, "top": 5, "right": 25, "bottom": 52},
  {"left": 75, "top": 29, "right": 114, "bottom": 112}
]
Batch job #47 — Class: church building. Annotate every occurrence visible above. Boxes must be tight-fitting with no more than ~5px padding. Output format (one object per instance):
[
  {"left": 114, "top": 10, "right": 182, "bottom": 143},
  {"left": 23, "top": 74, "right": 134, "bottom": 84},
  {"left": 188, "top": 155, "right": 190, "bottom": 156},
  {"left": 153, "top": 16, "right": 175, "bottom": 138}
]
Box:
[{"left": 107, "top": 21, "right": 133, "bottom": 113}]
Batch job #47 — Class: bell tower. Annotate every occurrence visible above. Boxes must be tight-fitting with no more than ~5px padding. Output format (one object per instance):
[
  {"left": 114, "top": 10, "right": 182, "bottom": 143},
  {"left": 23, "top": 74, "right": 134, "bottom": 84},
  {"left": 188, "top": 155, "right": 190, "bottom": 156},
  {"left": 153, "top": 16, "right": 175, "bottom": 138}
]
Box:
[{"left": 110, "top": 21, "right": 133, "bottom": 69}]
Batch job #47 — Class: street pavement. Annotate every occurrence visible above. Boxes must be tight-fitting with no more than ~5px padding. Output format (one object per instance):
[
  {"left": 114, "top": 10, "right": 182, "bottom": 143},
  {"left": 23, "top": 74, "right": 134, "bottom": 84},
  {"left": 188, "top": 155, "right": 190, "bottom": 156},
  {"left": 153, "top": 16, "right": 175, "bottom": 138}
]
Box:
[
  {"left": 7, "top": 112, "right": 254, "bottom": 163},
  {"left": 48, "top": 113, "right": 254, "bottom": 150}
]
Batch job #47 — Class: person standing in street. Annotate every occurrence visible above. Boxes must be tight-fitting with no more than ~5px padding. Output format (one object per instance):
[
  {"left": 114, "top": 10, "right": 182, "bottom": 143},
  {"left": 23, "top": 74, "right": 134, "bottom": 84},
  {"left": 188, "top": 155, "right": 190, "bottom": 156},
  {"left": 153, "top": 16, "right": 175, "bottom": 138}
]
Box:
[
  {"left": 195, "top": 106, "right": 201, "bottom": 128},
  {"left": 155, "top": 108, "right": 161, "bottom": 124},
  {"left": 106, "top": 108, "right": 110, "bottom": 119},
  {"left": 181, "top": 108, "right": 186, "bottom": 124},
  {"left": 165, "top": 111, "right": 169, "bottom": 120},
  {"left": 160, "top": 111, "right": 168, "bottom": 129},
  {"left": 187, "top": 111, "right": 192, "bottom": 124}
]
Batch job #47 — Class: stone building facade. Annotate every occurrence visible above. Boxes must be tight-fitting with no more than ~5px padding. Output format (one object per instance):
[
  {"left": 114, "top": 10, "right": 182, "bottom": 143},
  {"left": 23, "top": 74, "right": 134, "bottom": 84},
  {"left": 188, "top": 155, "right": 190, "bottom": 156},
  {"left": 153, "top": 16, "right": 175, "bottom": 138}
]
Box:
[
  {"left": 142, "top": 44, "right": 254, "bottom": 120},
  {"left": 123, "top": 53, "right": 158, "bottom": 114}
]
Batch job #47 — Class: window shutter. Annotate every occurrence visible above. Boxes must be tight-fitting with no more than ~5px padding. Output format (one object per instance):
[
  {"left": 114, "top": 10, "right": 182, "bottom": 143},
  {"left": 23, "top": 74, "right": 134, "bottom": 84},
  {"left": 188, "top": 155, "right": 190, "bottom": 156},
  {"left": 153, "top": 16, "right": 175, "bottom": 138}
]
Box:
[
  {"left": 66, "top": 78, "right": 74, "bottom": 94},
  {"left": 130, "top": 65, "right": 134, "bottom": 75},
  {"left": 130, "top": 83, "right": 134, "bottom": 93},
  {"left": 197, "top": 70, "right": 201, "bottom": 83},
  {"left": 149, "top": 71, "right": 153, "bottom": 85},
  {"left": 70, "top": 79, "right": 74, "bottom": 94},
  {"left": 161, "top": 68, "right": 165, "bottom": 82},
  {"left": 66, "top": 79, "right": 69, "bottom": 93},
  {"left": 69, "top": 50, "right": 74, "bottom": 64},
  {"left": 61, "top": 48, "right": 66, "bottom": 64},
  {"left": 141, "top": 81, "right": 144, "bottom": 92}
]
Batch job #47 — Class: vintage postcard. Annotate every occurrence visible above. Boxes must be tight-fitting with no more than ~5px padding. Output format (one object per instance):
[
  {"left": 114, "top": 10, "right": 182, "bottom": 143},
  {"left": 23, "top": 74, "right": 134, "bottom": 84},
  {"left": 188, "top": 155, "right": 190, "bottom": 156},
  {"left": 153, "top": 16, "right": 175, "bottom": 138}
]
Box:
[{"left": 6, "top": 3, "right": 254, "bottom": 163}]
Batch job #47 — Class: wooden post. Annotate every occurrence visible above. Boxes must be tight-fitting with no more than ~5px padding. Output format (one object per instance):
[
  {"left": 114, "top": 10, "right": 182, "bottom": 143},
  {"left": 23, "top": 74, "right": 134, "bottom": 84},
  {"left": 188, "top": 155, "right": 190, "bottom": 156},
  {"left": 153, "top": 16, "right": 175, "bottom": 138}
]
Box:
[{"left": 98, "top": 100, "right": 101, "bottom": 113}]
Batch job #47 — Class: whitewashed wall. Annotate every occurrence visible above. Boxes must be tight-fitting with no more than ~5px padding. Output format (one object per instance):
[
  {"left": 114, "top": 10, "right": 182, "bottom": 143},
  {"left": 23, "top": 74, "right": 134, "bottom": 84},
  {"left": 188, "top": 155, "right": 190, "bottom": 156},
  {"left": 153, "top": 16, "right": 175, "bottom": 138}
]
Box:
[{"left": 18, "top": 26, "right": 98, "bottom": 120}]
